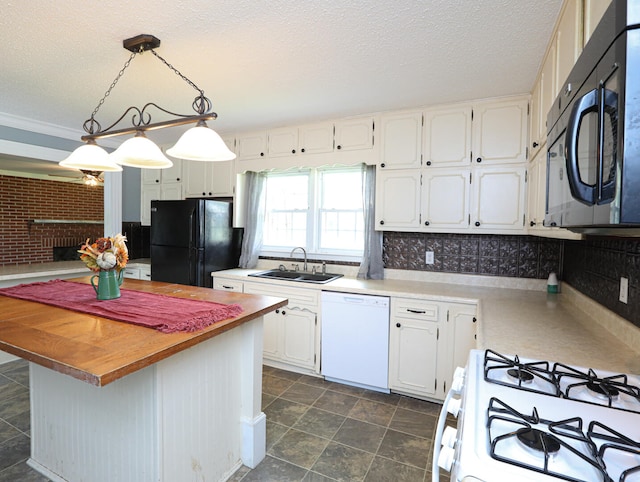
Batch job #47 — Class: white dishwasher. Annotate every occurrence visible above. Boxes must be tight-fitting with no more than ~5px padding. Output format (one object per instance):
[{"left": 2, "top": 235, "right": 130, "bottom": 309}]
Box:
[{"left": 320, "top": 291, "right": 390, "bottom": 392}]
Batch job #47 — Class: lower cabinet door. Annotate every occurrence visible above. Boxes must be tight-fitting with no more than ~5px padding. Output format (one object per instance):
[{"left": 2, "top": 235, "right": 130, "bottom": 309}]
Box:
[
  {"left": 389, "top": 318, "right": 439, "bottom": 397},
  {"left": 281, "top": 308, "right": 316, "bottom": 369},
  {"left": 262, "top": 310, "right": 281, "bottom": 360}
]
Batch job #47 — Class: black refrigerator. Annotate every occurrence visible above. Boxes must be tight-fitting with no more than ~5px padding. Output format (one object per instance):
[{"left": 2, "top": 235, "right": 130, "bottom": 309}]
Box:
[{"left": 150, "top": 199, "right": 243, "bottom": 288}]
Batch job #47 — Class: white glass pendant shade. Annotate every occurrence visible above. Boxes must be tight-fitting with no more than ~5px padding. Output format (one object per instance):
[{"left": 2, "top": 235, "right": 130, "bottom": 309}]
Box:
[
  {"left": 110, "top": 131, "right": 173, "bottom": 169},
  {"left": 59, "top": 140, "right": 122, "bottom": 172},
  {"left": 166, "top": 121, "right": 236, "bottom": 162}
]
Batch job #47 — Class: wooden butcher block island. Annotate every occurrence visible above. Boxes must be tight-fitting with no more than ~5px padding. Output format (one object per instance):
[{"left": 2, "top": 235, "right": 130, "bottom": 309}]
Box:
[{"left": 0, "top": 277, "right": 287, "bottom": 482}]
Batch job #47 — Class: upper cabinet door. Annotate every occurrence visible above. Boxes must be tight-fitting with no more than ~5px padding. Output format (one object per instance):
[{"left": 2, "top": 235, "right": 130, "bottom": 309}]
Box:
[
  {"left": 334, "top": 117, "right": 374, "bottom": 151},
  {"left": 422, "top": 168, "right": 470, "bottom": 230},
  {"left": 471, "top": 165, "right": 527, "bottom": 232},
  {"left": 298, "top": 123, "right": 334, "bottom": 155},
  {"left": 379, "top": 111, "right": 422, "bottom": 169},
  {"left": 375, "top": 169, "right": 421, "bottom": 230},
  {"left": 423, "top": 105, "right": 472, "bottom": 167},
  {"left": 268, "top": 127, "right": 299, "bottom": 157},
  {"left": 584, "top": 0, "right": 611, "bottom": 46},
  {"left": 237, "top": 131, "right": 268, "bottom": 160},
  {"left": 554, "top": 0, "right": 583, "bottom": 91},
  {"left": 472, "top": 99, "right": 529, "bottom": 165}
]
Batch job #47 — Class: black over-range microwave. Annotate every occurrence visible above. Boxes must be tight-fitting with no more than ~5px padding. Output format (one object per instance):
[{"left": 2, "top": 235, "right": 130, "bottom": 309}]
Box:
[{"left": 546, "top": 0, "right": 640, "bottom": 234}]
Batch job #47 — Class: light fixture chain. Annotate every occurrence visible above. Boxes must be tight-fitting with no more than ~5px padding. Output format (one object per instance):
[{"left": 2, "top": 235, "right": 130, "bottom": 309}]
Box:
[
  {"left": 89, "top": 51, "right": 137, "bottom": 122},
  {"left": 150, "top": 49, "right": 207, "bottom": 105}
]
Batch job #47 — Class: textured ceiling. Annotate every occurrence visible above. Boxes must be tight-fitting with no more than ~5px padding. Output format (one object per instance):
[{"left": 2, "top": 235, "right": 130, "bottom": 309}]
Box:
[{"left": 0, "top": 0, "right": 563, "bottom": 176}]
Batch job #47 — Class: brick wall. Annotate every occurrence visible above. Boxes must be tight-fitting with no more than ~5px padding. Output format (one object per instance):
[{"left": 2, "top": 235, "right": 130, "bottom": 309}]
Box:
[{"left": 0, "top": 175, "right": 104, "bottom": 265}]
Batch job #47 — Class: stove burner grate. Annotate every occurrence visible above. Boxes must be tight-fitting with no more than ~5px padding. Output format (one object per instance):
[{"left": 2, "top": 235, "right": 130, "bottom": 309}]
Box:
[
  {"left": 487, "top": 397, "right": 610, "bottom": 482},
  {"left": 484, "top": 349, "right": 561, "bottom": 396},
  {"left": 554, "top": 363, "right": 640, "bottom": 412}
]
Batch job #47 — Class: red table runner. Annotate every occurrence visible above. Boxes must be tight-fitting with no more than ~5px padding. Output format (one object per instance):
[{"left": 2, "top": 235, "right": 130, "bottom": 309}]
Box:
[{"left": 0, "top": 279, "right": 243, "bottom": 333}]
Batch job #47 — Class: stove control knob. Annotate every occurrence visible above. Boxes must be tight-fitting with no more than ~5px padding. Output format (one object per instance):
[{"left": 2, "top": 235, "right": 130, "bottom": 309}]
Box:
[
  {"left": 442, "top": 426, "right": 458, "bottom": 448},
  {"left": 451, "top": 368, "right": 465, "bottom": 393},
  {"left": 438, "top": 446, "right": 455, "bottom": 471},
  {"left": 447, "top": 397, "right": 462, "bottom": 417}
]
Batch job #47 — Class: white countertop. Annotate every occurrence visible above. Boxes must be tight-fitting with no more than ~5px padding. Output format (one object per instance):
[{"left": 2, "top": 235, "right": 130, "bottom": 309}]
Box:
[
  {"left": 0, "top": 259, "right": 150, "bottom": 283},
  {"left": 214, "top": 265, "right": 640, "bottom": 375}
]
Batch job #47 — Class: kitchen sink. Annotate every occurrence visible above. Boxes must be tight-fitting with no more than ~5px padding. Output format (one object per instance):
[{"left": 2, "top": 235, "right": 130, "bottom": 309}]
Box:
[{"left": 248, "top": 269, "right": 343, "bottom": 284}]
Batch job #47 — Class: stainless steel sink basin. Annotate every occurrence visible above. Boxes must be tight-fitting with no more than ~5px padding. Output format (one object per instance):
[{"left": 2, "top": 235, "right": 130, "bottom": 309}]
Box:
[{"left": 248, "top": 269, "right": 343, "bottom": 284}]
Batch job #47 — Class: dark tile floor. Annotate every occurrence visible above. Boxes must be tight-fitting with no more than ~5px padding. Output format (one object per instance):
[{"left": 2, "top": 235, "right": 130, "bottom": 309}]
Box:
[{"left": 0, "top": 359, "right": 449, "bottom": 482}]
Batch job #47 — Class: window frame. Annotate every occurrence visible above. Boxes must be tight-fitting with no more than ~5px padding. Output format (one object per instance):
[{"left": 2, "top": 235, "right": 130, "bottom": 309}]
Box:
[{"left": 260, "top": 165, "right": 364, "bottom": 263}]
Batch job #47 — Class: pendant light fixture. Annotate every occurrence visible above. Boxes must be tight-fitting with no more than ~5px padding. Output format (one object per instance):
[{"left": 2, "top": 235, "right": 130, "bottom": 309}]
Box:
[{"left": 59, "top": 34, "right": 235, "bottom": 172}]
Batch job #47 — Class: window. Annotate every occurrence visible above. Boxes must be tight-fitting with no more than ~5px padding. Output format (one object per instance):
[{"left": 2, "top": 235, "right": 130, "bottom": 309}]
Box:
[{"left": 262, "top": 166, "right": 364, "bottom": 260}]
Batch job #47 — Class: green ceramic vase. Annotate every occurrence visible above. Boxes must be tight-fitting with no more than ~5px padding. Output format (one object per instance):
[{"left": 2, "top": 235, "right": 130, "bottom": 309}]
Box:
[{"left": 91, "top": 269, "right": 124, "bottom": 300}]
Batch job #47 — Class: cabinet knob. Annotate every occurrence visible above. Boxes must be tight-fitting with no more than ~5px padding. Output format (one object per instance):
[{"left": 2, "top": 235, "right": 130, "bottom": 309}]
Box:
[
  {"left": 208, "top": 192, "right": 213, "bottom": 196},
  {"left": 426, "top": 161, "right": 432, "bottom": 166},
  {"left": 281, "top": 310, "right": 286, "bottom": 316},
  {"left": 476, "top": 157, "right": 482, "bottom": 163},
  {"left": 530, "top": 221, "right": 536, "bottom": 227},
  {"left": 380, "top": 220, "right": 385, "bottom": 225},
  {"left": 177, "top": 178, "right": 180, "bottom": 181},
  {"left": 396, "top": 323, "right": 401, "bottom": 328},
  {"left": 475, "top": 221, "right": 481, "bottom": 227},
  {"left": 337, "top": 145, "right": 342, "bottom": 150},
  {"left": 260, "top": 152, "right": 264, "bottom": 157},
  {"left": 155, "top": 179, "right": 160, "bottom": 183},
  {"left": 532, "top": 142, "right": 539, "bottom": 148},
  {"left": 424, "top": 221, "right": 430, "bottom": 226},
  {"left": 301, "top": 148, "right": 305, "bottom": 153},
  {"left": 292, "top": 149, "right": 296, "bottom": 154},
  {"left": 550, "top": 222, "right": 557, "bottom": 227},
  {"left": 381, "top": 163, "right": 386, "bottom": 168},
  {"left": 275, "top": 309, "right": 280, "bottom": 314},
  {"left": 472, "top": 317, "right": 477, "bottom": 323},
  {"left": 202, "top": 192, "right": 206, "bottom": 196}
]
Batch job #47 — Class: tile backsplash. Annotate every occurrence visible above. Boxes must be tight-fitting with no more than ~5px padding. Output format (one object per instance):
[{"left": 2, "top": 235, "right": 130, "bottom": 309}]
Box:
[
  {"left": 383, "top": 232, "right": 562, "bottom": 279},
  {"left": 563, "top": 237, "right": 640, "bottom": 327}
]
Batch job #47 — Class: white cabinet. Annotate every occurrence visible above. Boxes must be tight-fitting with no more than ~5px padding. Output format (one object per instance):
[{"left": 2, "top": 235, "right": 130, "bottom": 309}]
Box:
[
  {"left": 140, "top": 159, "right": 184, "bottom": 225},
  {"left": 471, "top": 165, "right": 527, "bottom": 231},
  {"left": 184, "top": 160, "right": 235, "bottom": 198},
  {"left": 379, "top": 111, "right": 423, "bottom": 169},
  {"left": 141, "top": 159, "right": 183, "bottom": 185},
  {"left": 123, "top": 265, "right": 151, "bottom": 281},
  {"left": 268, "top": 123, "right": 334, "bottom": 157},
  {"left": 243, "top": 281, "right": 319, "bottom": 373},
  {"left": 421, "top": 168, "right": 470, "bottom": 231},
  {"left": 423, "top": 105, "right": 472, "bottom": 167},
  {"left": 389, "top": 298, "right": 478, "bottom": 401},
  {"left": 237, "top": 131, "right": 268, "bottom": 160},
  {"left": 445, "top": 303, "right": 477, "bottom": 381},
  {"left": 213, "top": 278, "right": 244, "bottom": 292},
  {"left": 389, "top": 298, "right": 440, "bottom": 398},
  {"left": 472, "top": 99, "right": 529, "bottom": 165},
  {"left": 375, "top": 169, "right": 421, "bottom": 230},
  {"left": 530, "top": 45, "right": 556, "bottom": 158},
  {"left": 584, "top": 0, "right": 611, "bottom": 46},
  {"left": 334, "top": 117, "right": 374, "bottom": 151},
  {"left": 554, "top": 0, "right": 583, "bottom": 92}
]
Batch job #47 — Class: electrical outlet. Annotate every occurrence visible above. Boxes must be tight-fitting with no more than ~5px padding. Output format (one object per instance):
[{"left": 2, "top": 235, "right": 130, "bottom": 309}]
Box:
[
  {"left": 620, "top": 277, "right": 629, "bottom": 304},
  {"left": 425, "top": 251, "right": 435, "bottom": 265}
]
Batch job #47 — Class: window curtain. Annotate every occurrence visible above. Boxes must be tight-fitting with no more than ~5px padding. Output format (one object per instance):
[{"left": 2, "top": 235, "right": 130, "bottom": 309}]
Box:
[
  {"left": 238, "top": 171, "right": 267, "bottom": 268},
  {"left": 357, "top": 164, "right": 384, "bottom": 279}
]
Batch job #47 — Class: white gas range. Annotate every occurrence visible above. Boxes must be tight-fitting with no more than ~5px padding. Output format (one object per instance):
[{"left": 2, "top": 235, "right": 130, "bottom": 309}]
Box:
[{"left": 434, "top": 349, "right": 640, "bottom": 482}]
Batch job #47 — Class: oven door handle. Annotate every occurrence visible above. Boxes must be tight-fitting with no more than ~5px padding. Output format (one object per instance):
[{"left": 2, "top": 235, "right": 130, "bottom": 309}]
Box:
[
  {"left": 432, "top": 386, "right": 456, "bottom": 482},
  {"left": 565, "top": 88, "right": 598, "bottom": 205}
]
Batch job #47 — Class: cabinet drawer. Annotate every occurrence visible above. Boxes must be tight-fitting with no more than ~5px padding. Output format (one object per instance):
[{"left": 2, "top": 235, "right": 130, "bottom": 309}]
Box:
[
  {"left": 244, "top": 281, "right": 318, "bottom": 308},
  {"left": 213, "top": 278, "right": 244, "bottom": 293},
  {"left": 123, "top": 268, "right": 140, "bottom": 279},
  {"left": 392, "top": 298, "right": 439, "bottom": 321},
  {"left": 139, "top": 267, "right": 151, "bottom": 281}
]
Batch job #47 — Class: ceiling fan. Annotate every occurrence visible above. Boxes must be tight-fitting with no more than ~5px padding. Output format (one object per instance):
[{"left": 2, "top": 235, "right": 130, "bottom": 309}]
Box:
[{"left": 48, "top": 169, "right": 104, "bottom": 186}]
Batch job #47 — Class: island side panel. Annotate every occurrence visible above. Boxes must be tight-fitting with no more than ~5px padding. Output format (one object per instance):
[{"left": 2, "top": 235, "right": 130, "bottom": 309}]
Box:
[
  {"left": 157, "top": 318, "right": 258, "bottom": 481},
  {"left": 28, "top": 363, "right": 159, "bottom": 482}
]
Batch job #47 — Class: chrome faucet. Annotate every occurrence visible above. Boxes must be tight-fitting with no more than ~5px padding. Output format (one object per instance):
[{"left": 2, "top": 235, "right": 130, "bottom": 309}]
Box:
[{"left": 290, "top": 247, "right": 307, "bottom": 272}]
